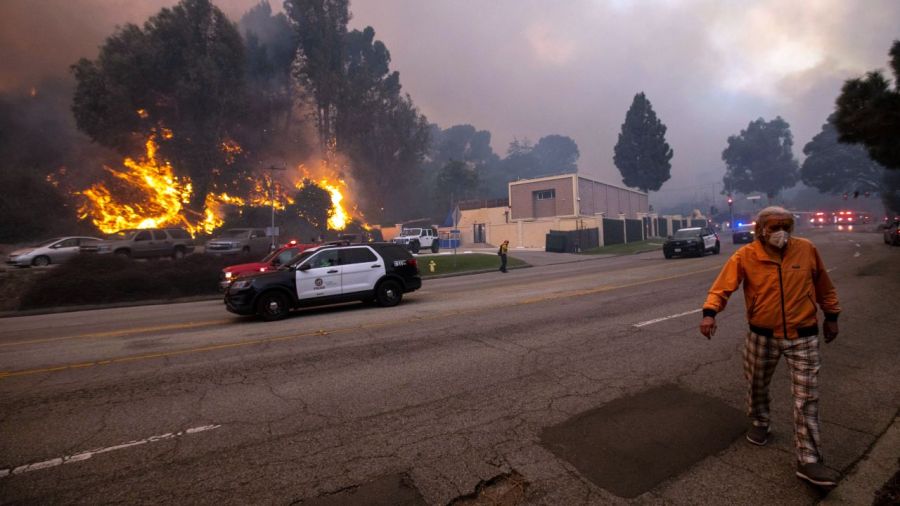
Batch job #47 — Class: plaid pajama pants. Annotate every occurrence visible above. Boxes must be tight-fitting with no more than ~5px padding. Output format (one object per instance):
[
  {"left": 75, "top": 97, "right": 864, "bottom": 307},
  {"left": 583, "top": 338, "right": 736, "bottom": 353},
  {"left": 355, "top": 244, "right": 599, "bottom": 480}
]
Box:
[{"left": 742, "top": 331, "right": 821, "bottom": 464}]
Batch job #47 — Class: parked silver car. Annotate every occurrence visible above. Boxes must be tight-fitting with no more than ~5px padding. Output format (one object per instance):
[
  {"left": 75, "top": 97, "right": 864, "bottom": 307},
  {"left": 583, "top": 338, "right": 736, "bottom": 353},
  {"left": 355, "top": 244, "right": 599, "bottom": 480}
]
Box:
[{"left": 6, "top": 236, "right": 102, "bottom": 267}]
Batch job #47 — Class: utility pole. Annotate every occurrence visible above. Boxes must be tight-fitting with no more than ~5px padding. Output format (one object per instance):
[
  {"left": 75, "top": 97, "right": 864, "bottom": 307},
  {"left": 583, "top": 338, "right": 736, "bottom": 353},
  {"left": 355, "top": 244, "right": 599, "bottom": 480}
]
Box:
[
  {"left": 263, "top": 165, "right": 287, "bottom": 250},
  {"left": 727, "top": 194, "right": 734, "bottom": 230}
]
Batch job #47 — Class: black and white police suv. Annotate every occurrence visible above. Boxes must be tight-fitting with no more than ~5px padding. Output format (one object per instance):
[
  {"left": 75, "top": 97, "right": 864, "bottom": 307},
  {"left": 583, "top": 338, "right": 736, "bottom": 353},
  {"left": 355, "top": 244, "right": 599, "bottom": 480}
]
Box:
[
  {"left": 663, "top": 226, "right": 720, "bottom": 258},
  {"left": 224, "top": 242, "right": 422, "bottom": 321}
]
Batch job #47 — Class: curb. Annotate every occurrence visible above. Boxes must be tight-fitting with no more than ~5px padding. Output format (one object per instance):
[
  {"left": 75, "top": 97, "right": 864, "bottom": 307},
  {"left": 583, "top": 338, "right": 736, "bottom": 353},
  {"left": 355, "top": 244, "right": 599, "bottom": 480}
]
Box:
[
  {"left": 0, "top": 295, "right": 222, "bottom": 319},
  {"left": 421, "top": 263, "right": 532, "bottom": 280},
  {"left": 1, "top": 264, "right": 535, "bottom": 318},
  {"left": 820, "top": 412, "right": 900, "bottom": 505}
]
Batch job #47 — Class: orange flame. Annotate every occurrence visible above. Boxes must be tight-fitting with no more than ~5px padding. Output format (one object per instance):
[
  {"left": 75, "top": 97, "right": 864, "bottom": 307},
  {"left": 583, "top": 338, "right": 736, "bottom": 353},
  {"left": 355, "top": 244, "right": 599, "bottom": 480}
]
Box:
[
  {"left": 221, "top": 138, "right": 242, "bottom": 165},
  {"left": 76, "top": 131, "right": 368, "bottom": 236},
  {"left": 77, "top": 135, "right": 199, "bottom": 233},
  {"left": 293, "top": 161, "right": 370, "bottom": 231}
]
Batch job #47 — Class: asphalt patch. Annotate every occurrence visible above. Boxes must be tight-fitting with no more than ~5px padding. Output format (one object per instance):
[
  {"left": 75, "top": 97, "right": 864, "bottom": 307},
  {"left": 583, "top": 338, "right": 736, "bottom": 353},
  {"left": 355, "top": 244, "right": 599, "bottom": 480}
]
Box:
[
  {"left": 293, "top": 473, "right": 426, "bottom": 506},
  {"left": 540, "top": 385, "right": 745, "bottom": 498}
]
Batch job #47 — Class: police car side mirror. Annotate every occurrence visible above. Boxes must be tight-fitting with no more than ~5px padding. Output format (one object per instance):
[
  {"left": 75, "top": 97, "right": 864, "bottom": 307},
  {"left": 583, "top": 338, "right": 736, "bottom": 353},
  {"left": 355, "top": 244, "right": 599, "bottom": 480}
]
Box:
[{"left": 298, "top": 263, "right": 311, "bottom": 272}]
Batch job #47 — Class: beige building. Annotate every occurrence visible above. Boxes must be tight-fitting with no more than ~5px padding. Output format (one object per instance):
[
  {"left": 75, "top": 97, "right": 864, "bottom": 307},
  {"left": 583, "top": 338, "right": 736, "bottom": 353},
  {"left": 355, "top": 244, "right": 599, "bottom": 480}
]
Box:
[{"left": 458, "top": 173, "right": 652, "bottom": 249}]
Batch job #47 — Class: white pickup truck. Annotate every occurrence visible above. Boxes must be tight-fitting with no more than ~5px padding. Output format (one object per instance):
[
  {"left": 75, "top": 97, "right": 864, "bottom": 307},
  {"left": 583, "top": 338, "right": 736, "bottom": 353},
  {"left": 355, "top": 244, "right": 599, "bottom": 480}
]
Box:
[{"left": 391, "top": 227, "right": 440, "bottom": 254}]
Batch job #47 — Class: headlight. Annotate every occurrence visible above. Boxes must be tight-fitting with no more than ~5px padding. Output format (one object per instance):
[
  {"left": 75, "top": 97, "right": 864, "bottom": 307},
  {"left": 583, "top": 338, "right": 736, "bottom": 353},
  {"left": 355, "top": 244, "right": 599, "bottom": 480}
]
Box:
[
  {"left": 230, "top": 279, "right": 252, "bottom": 291},
  {"left": 224, "top": 272, "right": 233, "bottom": 279}
]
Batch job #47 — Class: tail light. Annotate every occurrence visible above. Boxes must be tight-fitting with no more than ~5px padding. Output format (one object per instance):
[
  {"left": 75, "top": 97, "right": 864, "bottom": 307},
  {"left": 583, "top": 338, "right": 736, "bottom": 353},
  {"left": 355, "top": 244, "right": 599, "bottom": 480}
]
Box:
[{"left": 406, "top": 258, "right": 417, "bottom": 267}]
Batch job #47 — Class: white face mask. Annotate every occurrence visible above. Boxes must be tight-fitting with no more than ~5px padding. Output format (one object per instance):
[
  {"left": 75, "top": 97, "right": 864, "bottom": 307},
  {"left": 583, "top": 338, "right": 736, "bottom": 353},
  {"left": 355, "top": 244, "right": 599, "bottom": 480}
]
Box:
[{"left": 767, "top": 230, "right": 790, "bottom": 249}]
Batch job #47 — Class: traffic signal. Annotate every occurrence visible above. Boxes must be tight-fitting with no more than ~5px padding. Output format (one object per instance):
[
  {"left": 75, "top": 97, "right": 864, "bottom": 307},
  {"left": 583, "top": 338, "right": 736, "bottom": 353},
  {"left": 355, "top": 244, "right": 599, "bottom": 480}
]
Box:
[
  {"left": 843, "top": 192, "right": 849, "bottom": 200},
  {"left": 727, "top": 196, "right": 733, "bottom": 205}
]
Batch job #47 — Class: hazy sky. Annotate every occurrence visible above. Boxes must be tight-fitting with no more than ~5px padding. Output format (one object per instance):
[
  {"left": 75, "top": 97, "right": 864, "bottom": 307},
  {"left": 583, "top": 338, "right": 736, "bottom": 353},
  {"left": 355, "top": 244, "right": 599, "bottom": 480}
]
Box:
[{"left": 2, "top": 0, "right": 898, "bottom": 203}]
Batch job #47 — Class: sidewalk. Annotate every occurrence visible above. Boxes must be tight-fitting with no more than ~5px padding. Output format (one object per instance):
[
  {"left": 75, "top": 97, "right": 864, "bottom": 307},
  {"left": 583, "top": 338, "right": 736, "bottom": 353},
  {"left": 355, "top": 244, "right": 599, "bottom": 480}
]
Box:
[{"left": 821, "top": 414, "right": 900, "bottom": 505}]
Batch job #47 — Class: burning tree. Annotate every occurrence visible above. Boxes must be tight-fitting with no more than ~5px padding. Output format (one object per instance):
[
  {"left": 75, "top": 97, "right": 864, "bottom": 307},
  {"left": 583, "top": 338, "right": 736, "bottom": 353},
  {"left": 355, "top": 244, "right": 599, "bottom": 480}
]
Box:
[
  {"left": 71, "top": 0, "right": 247, "bottom": 215},
  {"left": 66, "top": 0, "right": 424, "bottom": 235},
  {"left": 66, "top": 0, "right": 360, "bottom": 236},
  {"left": 286, "top": 3, "right": 431, "bottom": 222}
]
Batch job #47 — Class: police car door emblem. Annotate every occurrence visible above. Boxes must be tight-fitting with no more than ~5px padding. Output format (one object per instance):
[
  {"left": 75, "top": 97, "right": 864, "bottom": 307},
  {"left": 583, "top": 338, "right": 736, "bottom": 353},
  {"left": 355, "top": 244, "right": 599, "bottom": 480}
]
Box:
[{"left": 314, "top": 278, "right": 324, "bottom": 289}]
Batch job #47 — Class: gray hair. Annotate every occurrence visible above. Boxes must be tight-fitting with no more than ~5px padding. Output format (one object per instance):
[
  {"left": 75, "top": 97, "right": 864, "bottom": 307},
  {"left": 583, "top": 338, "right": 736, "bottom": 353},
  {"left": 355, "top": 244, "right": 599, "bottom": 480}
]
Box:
[{"left": 754, "top": 206, "right": 794, "bottom": 238}]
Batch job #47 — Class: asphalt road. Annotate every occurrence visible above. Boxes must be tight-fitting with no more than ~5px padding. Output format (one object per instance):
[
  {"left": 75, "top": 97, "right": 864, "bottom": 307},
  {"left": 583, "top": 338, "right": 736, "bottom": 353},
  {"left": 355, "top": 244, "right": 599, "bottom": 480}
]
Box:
[{"left": 1, "top": 230, "right": 898, "bottom": 504}]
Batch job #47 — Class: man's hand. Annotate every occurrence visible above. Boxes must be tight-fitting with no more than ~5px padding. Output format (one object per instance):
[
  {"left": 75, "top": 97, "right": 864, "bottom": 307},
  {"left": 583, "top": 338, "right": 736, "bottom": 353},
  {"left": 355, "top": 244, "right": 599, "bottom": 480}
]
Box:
[
  {"left": 823, "top": 321, "right": 839, "bottom": 343},
  {"left": 700, "top": 316, "right": 717, "bottom": 339}
]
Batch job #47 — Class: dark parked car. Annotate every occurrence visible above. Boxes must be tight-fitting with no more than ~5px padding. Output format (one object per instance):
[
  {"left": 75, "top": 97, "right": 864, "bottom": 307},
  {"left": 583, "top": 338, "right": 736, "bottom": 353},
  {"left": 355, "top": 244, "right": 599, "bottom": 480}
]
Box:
[
  {"left": 224, "top": 242, "right": 421, "bottom": 321},
  {"left": 732, "top": 223, "right": 755, "bottom": 244},
  {"left": 663, "top": 226, "right": 720, "bottom": 259},
  {"left": 884, "top": 220, "right": 900, "bottom": 246}
]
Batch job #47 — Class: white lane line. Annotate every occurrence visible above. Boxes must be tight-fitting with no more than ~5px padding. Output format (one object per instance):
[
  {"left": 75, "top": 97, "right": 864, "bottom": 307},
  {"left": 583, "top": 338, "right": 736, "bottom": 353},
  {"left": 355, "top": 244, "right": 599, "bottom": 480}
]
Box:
[
  {"left": 853, "top": 252, "right": 861, "bottom": 258},
  {"left": 634, "top": 308, "right": 702, "bottom": 328},
  {"left": 0, "top": 424, "right": 220, "bottom": 479}
]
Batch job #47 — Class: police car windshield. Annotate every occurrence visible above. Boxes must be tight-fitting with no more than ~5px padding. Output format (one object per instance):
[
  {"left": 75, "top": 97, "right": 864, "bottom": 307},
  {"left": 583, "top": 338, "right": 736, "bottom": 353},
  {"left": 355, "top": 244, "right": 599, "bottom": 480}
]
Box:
[
  {"left": 673, "top": 228, "right": 702, "bottom": 239},
  {"left": 287, "top": 250, "right": 316, "bottom": 268}
]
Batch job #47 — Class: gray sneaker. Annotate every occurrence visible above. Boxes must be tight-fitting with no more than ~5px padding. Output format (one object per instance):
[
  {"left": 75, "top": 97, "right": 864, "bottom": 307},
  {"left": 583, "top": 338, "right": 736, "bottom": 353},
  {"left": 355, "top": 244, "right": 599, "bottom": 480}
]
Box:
[
  {"left": 796, "top": 462, "right": 839, "bottom": 488},
  {"left": 746, "top": 424, "right": 770, "bottom": 446}
]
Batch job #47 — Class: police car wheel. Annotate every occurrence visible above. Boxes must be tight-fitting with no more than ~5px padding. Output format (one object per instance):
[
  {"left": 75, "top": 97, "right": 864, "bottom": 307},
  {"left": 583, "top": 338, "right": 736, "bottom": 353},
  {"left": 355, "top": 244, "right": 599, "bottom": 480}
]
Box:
[
  {"left": 376, "top": 280, "right": 402, "bottom": 307},
  {"left": 256, "top": 292, "right": 289, "bottom": 321}
]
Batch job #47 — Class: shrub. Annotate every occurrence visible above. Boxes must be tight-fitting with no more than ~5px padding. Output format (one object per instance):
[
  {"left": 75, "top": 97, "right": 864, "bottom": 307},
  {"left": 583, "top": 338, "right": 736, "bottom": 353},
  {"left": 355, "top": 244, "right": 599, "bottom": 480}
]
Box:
[{"left": 18, "top": 253, "right": 231, "bottom": 310}]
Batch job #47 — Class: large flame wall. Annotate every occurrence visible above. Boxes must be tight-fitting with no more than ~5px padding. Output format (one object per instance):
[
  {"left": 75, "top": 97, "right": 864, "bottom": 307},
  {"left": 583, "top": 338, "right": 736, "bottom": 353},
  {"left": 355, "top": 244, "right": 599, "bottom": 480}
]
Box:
[{"left": 76, "top": 134, "right": 364, "bottom": 236}]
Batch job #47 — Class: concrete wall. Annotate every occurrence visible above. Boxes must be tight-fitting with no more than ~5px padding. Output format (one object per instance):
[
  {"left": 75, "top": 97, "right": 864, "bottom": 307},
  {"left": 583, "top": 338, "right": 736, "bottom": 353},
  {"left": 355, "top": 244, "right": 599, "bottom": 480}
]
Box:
[
  {"left": 381, "top": 226, "right": 400, "bottom": 241},
  {"left": 458, "top": 206, "right": 511, "bottom": 245},
  {"left": 509, "top": 175, "right": 576, "bottom": 220},
  {"left": 509, "top": 216, "right": 602, "bottom": 249}
]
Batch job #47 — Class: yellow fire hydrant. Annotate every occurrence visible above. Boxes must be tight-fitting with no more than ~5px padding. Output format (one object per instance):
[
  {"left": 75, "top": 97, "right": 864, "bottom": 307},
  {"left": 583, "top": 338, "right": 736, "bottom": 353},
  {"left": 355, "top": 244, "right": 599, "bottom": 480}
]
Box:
[{"left": 429, "top": 260, "right": 436, "bottom": 273}]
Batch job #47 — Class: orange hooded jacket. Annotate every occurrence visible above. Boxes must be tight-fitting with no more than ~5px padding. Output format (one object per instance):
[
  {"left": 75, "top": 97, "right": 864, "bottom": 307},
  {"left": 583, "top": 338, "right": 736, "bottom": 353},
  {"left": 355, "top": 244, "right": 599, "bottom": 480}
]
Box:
[{"left": 702, "top": 237, "right": 840, "bottom": 339}]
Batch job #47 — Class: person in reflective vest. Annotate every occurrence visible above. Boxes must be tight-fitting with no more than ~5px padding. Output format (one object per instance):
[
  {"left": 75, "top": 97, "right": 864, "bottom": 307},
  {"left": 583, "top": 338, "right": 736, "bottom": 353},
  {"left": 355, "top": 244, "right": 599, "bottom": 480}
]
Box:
[{"left": 498, "top": 240, "right": 509, "bottom": 273}]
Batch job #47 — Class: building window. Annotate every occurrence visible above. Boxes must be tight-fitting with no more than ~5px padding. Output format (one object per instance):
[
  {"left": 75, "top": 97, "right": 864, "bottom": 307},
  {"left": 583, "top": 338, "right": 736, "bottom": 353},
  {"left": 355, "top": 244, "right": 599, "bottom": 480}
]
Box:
[{"left": 534, "top": 189, "right": 555, "bottom": 200}]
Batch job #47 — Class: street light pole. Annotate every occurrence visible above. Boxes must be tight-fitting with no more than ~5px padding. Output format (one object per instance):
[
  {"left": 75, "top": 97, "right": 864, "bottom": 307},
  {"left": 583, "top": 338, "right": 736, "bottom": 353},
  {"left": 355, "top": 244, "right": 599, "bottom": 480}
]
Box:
[{"left": 263, "top": 165, "right": 286, "bottom": 250}]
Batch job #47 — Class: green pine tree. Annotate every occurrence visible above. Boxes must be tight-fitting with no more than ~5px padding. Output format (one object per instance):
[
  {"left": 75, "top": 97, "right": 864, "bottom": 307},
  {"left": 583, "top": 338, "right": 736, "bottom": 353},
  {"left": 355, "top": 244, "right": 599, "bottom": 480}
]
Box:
[{"left": 613, "top": 92, "right": 674, "bottom": 193}]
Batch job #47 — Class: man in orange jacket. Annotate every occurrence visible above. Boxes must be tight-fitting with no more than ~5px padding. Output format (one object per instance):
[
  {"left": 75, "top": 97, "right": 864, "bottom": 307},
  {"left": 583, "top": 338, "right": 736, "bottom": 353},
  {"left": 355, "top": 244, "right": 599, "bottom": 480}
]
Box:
[{"left": 699, "top": 206, "right": 841, "bottom": 488}]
